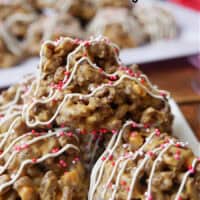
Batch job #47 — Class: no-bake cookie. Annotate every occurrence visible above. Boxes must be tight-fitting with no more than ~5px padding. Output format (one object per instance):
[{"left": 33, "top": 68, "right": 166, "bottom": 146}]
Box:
[
  {"left": 87, "top": 8, "right": 147, "bottom": 48},
  {"left": 132, "top": 3, "right": 177, "bottom": 42},
  {"left": 26, "top": 13, "right": 84, "bottom": 56},
  {"left": 0, "top": 3, "right": 38, "bottom": 67},
  {"left": 22, "top": 37, "right": 172, "bottom": 132},
  {"left": 90, "top": 121, "right": 200, "bottom": 200}
]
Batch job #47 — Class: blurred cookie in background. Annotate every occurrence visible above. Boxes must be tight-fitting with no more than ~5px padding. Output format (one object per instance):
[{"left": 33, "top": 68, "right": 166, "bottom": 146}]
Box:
[
  {"left": 132, "top": 4, "right": 178, "bottom": 42},
  {"left": 0, "top": 3, "right": 38, "bottom": 67},
  {"left": 87, "top": 8, "right": 147, "bottom": 48},
  {"left": 0, "top": 0, "right": 42, "bottom": 11},
  {"left": 95, "top": 0, "right": 132, "bottom": 9},
  {"left": 25, "top": 13, "right": 85, "bottom": 56},
  {"left": 37, "top": 0, "right": 96, "bottom": 23}
]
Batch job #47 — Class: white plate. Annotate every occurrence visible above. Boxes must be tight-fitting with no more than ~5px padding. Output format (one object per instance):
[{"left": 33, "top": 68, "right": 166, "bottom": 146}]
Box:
[
  {"left": 120, "top": 1, "right": 200, "bottom": 65},
  {"left": 170, "top": 99, "right": 200, "bottom": 156},
  {"left": 0, "top": 58, "right": 38, "bottom": 87}
]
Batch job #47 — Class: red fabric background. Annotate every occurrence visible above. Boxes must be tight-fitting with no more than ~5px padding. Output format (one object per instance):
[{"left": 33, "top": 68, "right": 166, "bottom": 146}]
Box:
[{"left": 170, "top": 0, "right": 200, "bottom": 11}]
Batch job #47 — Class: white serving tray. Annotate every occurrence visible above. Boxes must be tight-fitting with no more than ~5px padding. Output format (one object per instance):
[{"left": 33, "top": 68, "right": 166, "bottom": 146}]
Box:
[{"left": 170, "top": 99, "right": 200, "bottom": 156}]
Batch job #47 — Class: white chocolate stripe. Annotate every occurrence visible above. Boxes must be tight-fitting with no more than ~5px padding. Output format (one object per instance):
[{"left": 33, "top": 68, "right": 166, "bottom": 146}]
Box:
[
  {"left": 174, "top": 158, "right": 198, "bottom": 200},
  {"left": 146, "top": 142, "right": 174, "bottom": 198}
]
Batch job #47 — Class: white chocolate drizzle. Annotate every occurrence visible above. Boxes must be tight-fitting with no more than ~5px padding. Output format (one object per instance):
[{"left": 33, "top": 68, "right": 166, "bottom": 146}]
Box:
[{"left": 174, "top": 158, "right": 198, "bottom": 200}]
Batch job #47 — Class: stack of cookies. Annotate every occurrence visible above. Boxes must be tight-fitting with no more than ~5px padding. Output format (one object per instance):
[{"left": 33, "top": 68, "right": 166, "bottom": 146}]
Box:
[{"left": 0, "top": 36, "right": 199, "bottom": 200}]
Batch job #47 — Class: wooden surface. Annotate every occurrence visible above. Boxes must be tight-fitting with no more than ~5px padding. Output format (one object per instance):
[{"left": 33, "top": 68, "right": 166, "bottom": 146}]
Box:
[{"left": 141, "top": 58, "right": 200, "bottom": 141}]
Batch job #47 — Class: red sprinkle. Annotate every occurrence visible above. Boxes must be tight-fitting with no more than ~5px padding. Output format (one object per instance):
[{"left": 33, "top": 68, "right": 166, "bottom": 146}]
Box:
[
  {"left": 160, "top": 143, "right": 166, "bottom": 149},
  {"left": 14, "top": 146, "right": 21, "bottom": 152},
  {"left": 175, "top": 143, "right": 181, "bottom": 147},
  {"left": 52, "top": 99, "right": 58, "bottom": 104},
  {"left": 147, "top": 194, "right": 153, "bottom": 200},
  {"left": 47, "top": 123, "right": 52, "bottom": 129},
  {"left": 127, "top": 69, "right": 134, "bottom": 76},
  {"left": 131, "top": 122, "right": 138, "bottom": 128},
  {"left": 107, "top": 182, "right": 112, "bottom": 189},
  {"left": 108, "top": 81, "right": 113, "bottom": 85},
  {"left": 174, "top": 153, "right": 180, "bottom": 161},
  {"left": 155, "top": 128, "right": 161, "bottom": 136},
  {"left": 109, "top": 75, "right": 117, "bottom": 81},
  {"left": 114, "top": 47, "right": 119, "bottom": 54},
  {"left": 140, "top": 77, "right": 146, "bottom": 84},
  {"left": 120, "top": 180, "right": 127, "bottom": 186},
  {"left": 58, "top": 131, "right": 65, "bottom": 137},
  {"left": 32, "top": 158, "right": 37, "bottom": 163},
  {"left": 91, "top": 130, "right": 97, "bottom": 135},
  {"left": 83, "top": 41, "right": 90, "bottom": 48},
  {"left": 108, "top": 155, "right": 113, "bottom": 161},
  {"left": 57, "top": 81, "right": 64, "bottom": 90},
  {"left": 74, "top": 38, "right": 81, "bottom": 45},
  {"left": 100, "top": 128, "right": 108, "bottom": 134},
  {"left": 0, "top": 114, "right": 4, "bottom": 118},
  {"left": 164, "top": 138, "right": 170, "bottom": 144},
  {"left": 144, "top": 123, "right": 150, "bottom": 128},
  {"left": 101, "top": 156, "right": 106, "bottom": 161},
  {"left": 51, "top": 147, "right": 59, "bottom": 153},
  {"left": 64, "top": 71, "right": 70, "bottom": 77},
  {"left": 66, "top": 132, "right": 73, "bottom": 137},
  {"left": 126, "top": 187, "right": 130, "bottom": 192},
  {"left": 147, "top": 151, "right": 154, "bottom": 157},
  {"left": 131, "top": 131, "right": 137, "bottom": 137},
  {"left": 160, "top": 91, "right": 167, "bottom": 97},
  {"left": 80, "top": 129, "right": 86, "bottom": 135},
  {"left": 111, "top": 129, "right": 117, "bottom": 134},
  {"left": 98, "top": 68, "right": 103, "bottom": 73},
  {"left": 60, "top": 123, "right": 66, "bottom": 128},
  {"left": 135, "top": 72, "right": 141, "bottom": 78},
  {"left": 188, "top": 165, "right": 195, "bottom": 174},
  {"left": 59, "top": 160, "right": 67, "bottom": 168},
  {"left": 20, "top": 144, "right": 29, "bottom": 150},
  {"left": 74, "top": 157, "right": 80, "bottom": 162},
  {"left": 0, "top": 149, "right": 3, "bottom": 154}
]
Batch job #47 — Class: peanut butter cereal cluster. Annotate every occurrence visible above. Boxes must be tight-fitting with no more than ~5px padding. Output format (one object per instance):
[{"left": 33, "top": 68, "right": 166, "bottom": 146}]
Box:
[
  {"left": 22, "top": 37, "right": 172, "bottom": 132},
  {"left": 90, "top": 122, "right": 200, "bottom": 200}
]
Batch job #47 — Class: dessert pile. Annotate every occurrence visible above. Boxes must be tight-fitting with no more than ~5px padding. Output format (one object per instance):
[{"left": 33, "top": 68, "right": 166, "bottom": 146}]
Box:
[
  {"left": 0, "top": 0, "right": 177, "bottom": 68},
  {"left": 0, "top": 36, "right": 199, "bottom": 200}
]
